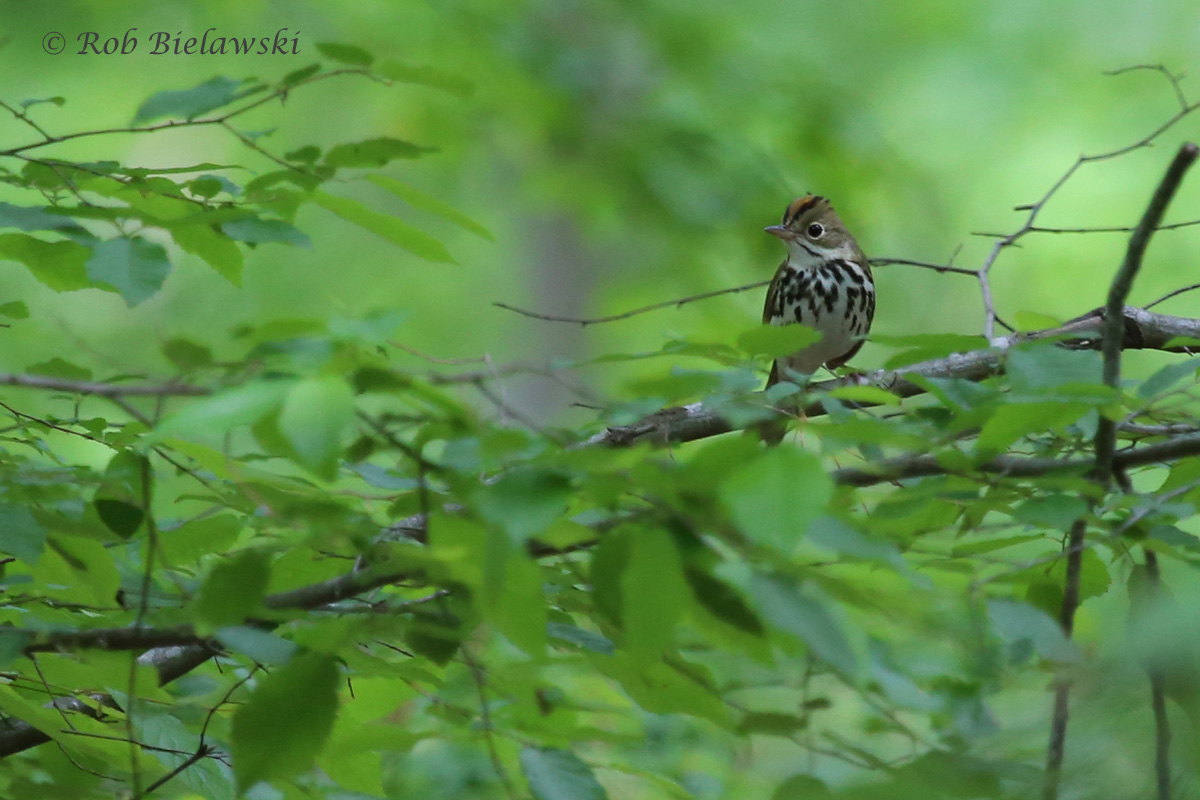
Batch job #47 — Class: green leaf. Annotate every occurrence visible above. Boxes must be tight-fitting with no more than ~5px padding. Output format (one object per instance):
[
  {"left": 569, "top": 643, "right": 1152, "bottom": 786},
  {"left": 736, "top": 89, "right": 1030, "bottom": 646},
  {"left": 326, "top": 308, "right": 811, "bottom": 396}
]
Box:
[
  {"left": 324, "top": 138, "right": 434, "bottom": 169},
  {"left": 1013, "top": 494, "right": 1089, "bottom": 530},
  {"left": 366, "top": 175, "right": 493, "bottom": 240},
  {"left": 217, "top": 626, "right": 298, "bottom": 666},
  {"left": 475, "top": 468, "right": 572, "bottom": 544},
  {"left": 27, "top": 357, "right": 91, "bottom": 379},
  {"left": 162, "top": 338, "right": 213, "bottom": 370},
  {"left": 736, "top": 324, "right": 822, "bottom": 358},
  {"left": 0, "top": 505, "right": 46, "bottom": 564},
  {"left": 93, "top": 451, "right": 149, "bottom": 539},
  {"left": 987, "top": 598, "right": 1080, "bottom": 662},
  {"left": 153, "top": 380, "right": 291, "bottom": 441},
  {"left": 284, "top": 145, "right": 322, "bottom": 164},
  {"left": 221, "top": 218, "right": 311, "bottom": 248},
  {"left": 0, "top": 630, "right": 32, "bottom": 669},
  {"left": 1138, "top": 360, "right": 1199, "bottom": 399},
  {"left": 85, "top": 237, "right": 171, "bottom": 306},
  {"left": 135, "top": 76, "right": 258, "bottom": 122},
  {"left": 750, "top": 576, "right": 858, "bottom": 678},
  {"left": 232, "top": 653, "right": 339, "bottom": 792},
  {"left": 0, "top": 301, "right": 28, "bottom": 319},
  {"left": 194, "top": 550, "right": 271, "bottom": 630},
  {"left": 282, "top": 63, "right": 321, "bottom": 86},
  {"left": 621, "top": 529, "right": 687, "bottom": 662},
  {"left": 170, "top": 222, "right": 243, "bottom": 285},
  {"left": 311, "top": 192, "right": 453, "bottom": 263},
  {"left": 316, "top": 42, "right": 374, "bottom": 66},
  {"left": 976, "top": 402, "right": 1089, "bottom": 455},
  {"left": 720, "top": 447, "right": 833, "bottom": 552},
  {"left": 278, "top": 377, "right": 355, "bottom": 480},
  {"left": 0, "top": 233, "right": 91, "bottom": 291},
  {"left": 520, "top": 747, "right": 609, "bottom": 800},
  {"left": 0, "top": 202, "right": 89, "bottom": 235},
  {"left": 375, "top": 61, "right": 473, "bottom": 96},
  {"left": 547, "top": 623, "right": 614, "bottom": 655},
  {"left": 1007, "top": 345, "right": 1101, "bottom": 390}
]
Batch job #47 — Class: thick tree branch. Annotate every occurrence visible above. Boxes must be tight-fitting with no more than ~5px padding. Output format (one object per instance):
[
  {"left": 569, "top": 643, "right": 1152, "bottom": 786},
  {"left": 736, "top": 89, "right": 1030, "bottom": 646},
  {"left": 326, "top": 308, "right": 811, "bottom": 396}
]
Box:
[{"left": 585, "top": 305, "right": 1200, "bottom": 448}]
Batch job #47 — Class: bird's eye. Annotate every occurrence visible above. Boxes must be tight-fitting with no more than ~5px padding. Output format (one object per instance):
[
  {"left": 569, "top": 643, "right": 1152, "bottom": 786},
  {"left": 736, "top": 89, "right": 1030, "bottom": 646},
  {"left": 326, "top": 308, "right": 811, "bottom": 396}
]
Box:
[{"left": 806, "top": 223, "right": 825, "bottom": 238}]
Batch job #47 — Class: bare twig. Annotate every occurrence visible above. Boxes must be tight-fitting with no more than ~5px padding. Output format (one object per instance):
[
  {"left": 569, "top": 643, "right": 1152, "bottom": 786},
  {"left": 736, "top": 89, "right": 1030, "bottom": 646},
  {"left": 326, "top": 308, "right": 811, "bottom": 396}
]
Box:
[
  {"left": 495, "top": 280, "right": 771, "bottom": 326},
  {"left": 0, "top": 69, "right": 368, "bottom": 158},
  {"left": 0, "top": 373, "right": 208, "bottom": 397},
  {"left": 1145, "top": 281, "right": 1200, "bottom": 310},
  {"left": 1106, "top": 64, "right": 1189, "bottom": 112}
]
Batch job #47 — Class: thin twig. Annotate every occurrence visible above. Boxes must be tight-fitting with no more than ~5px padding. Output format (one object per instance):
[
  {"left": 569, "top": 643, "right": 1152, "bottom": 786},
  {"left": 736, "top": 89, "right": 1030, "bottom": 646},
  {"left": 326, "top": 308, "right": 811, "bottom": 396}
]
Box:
[
  {"left": 1105, "top": 64, "right": 1189, "bottom": 111},
  {"left": 494, "top": 280, "right": 770, "bottom": 326},
  {"left": 0, "top": 373, "right": 208, "bottom": 397},
  {"left": 1145, "top": 281, "right": 1200, "bottom": 311}
]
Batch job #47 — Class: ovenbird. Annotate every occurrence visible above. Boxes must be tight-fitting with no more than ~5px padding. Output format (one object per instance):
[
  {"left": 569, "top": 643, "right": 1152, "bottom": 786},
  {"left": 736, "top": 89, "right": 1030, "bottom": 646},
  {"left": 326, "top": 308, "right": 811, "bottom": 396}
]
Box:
[{"left": 763, "top": 195, "right": 875, "bottom": 387}]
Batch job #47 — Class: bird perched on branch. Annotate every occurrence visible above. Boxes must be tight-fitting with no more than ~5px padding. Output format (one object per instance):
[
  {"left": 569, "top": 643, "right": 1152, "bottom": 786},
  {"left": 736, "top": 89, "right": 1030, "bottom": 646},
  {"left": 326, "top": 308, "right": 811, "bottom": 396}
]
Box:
[{"left": 761, "top": 195, "right": 875, "bottom": 440}]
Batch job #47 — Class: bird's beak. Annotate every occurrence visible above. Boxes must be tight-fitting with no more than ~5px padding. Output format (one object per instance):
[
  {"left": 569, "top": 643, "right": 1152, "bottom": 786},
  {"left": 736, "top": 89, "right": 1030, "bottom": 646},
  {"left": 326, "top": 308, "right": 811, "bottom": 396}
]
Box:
[{"left": 764, "top": 225, "right": 793, "bottom": 240}]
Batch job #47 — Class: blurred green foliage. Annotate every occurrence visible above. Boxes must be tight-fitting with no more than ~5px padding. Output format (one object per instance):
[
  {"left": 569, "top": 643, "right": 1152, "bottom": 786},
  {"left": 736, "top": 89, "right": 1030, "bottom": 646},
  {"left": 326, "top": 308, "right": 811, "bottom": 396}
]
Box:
[{"left": 0, "top": 2, "right": 1198, "bottom": 799}]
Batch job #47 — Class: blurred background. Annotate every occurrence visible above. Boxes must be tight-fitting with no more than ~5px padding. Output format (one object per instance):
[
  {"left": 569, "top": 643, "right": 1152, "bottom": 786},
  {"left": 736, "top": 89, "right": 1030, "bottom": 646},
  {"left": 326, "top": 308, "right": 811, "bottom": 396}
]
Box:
[{"left": 2, "top": 0, "right": 1199, "bottom": 424}]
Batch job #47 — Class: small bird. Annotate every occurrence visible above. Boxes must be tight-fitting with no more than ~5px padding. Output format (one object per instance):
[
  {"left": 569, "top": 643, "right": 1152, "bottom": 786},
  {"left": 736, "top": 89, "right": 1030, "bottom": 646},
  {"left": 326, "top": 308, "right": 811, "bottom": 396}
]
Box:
[{"left": 762, "top": 195, "right": 875, "bottom": 389}]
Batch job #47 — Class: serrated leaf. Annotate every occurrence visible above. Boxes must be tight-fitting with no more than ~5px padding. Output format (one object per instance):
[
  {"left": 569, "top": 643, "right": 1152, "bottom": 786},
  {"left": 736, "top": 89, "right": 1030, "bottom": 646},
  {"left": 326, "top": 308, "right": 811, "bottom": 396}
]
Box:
[
  {"left": 170, "top": 222, "right": 243, "bottom": 286},
  {"left": 311, "top": 192, "right": 453, "bottom": 263},
  {"left": 232, "top": 653, "right": 339, "bottom": 791},
  {"left": 27, "top": 357, "right": 91, "bottom": 380},
  {"left": 0, "top": 233, "right": 91, "bottom": 291},
  {"left": 135, "top": 76, "right": 258, "bottom": 122},
  {"left": 323, "top": 138, "right": 433, "bottom": 169},
  {"left": 85, "top": 237, "right": 171, "bottom": 306},
  {"left": 0, "top": 202, "right": 90, "bottom": 235},
  {"left": 366, "top": 175, "right": 492, "bottom": 240},
  {"left": 278, "top": 377, "right": 355, "bottom": 480},
  {"left": 976, "top": 402, "right": 1089, "bottom": 455},
  {"left": 194, "top": 550, "right": 271, "bottom": 630},
  {"left": 720, "top": 447, "right": 833, "bottom": 552},
  {"left": 520, "top": 747, "right": 609, "bottom": 800},
  {"left": 737, "top": 324, "right": 822, "bottom": 358},
  {"left": 316, "top": 42, "right": 374, "bottom": 66}
]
